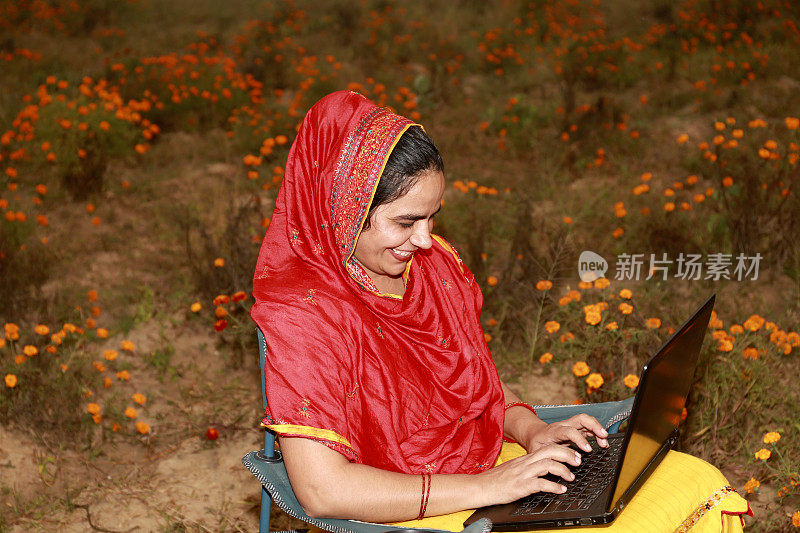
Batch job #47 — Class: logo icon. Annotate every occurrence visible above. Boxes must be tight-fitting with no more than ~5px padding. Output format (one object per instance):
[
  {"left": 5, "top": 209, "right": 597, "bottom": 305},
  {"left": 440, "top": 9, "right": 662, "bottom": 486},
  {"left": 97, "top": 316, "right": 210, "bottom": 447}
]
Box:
[{"left": 578, "top": 250, "right": 608, "bottom": 282}]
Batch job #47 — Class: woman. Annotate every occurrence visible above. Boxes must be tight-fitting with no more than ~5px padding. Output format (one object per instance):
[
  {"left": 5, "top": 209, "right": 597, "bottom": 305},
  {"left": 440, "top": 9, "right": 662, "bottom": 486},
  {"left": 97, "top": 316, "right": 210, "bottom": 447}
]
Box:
[
  {"left": 250, "top": 90, "right": 611, "bottom": 522},
  {"left": 250, "top": 91, "right": 750, "bottom": 530}
]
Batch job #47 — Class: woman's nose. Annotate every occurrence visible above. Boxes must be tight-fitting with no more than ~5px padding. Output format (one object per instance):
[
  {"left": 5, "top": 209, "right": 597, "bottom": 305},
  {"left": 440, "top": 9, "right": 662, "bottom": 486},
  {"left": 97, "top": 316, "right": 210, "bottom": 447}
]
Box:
[{"left": 409, "top": 221, "right": 433, "bottom": 249}]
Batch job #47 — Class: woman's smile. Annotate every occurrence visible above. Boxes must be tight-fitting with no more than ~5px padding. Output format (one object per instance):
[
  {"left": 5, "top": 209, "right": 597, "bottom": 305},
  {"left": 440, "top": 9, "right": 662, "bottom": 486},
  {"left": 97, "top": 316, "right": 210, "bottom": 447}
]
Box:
[{"left": 353, "top": 169, "right": 445, "bottom": 294}]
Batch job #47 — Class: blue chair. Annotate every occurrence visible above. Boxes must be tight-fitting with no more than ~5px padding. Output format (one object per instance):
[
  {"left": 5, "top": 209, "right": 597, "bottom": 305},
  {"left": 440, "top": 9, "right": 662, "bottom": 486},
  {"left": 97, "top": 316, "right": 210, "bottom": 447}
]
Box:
[{"left": 243, "top": 326, "right": 633, "bottom": 533}]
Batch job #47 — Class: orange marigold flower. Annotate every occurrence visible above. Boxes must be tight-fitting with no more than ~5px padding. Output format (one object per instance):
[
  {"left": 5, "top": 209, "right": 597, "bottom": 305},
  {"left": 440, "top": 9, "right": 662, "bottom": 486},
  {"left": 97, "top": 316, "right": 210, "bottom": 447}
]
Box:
[
  {"left": 717, "top": 339, "right": 734, "bottom": 352},
  {"left": 121, "top": 340, "right": 135, "bottom": 351},
  {"left": 743, "top": 347, "right": 759, "bottom": 360},
  {"left": 754, "top": 448, "right": 771, "bottom": 460},
  {"left": 190, "top": 302, "right": 202, "bottom": 312},
  {"left": 87, "top": 289, "right": 98, "bottom": 301},
  {"left": 487, "top": 318, "right": 498, "bottom": 327},
  {"left": 93, "top": 361, "right": 106, "bottom": 372},
  {"left": 677, "top": 133, "right": 689, "bottom": 144},
  {"left": 743, "top": 315, "right": 765, "bottom": 331},
  {"left": 619, "top": 289, "right": 632, "bottom": 299},
  {"left": 619, "top": 303, "right": 633, "bottom": 315},
  {"left": 116, "top": 370, "right": 130, "bottom": 381},
  {"left": 4, "top": 374, "right": 17, "bottom": 388},
  {"left": 275, "top": 135, "right": 288, "bottom": 145},
  {"left": 623, "top": 374, "right": 639, "bottom": 389},
  {"left": 646, "top": 318, "right": 662, "bottom": 329},
  {"left": 584, "top": 305, "right": 602, "bottom": 326},
  {"left": 92, "top": 414, "right": 102, "bottom": 424},
  {"left": 762, "top": 431, "right": 781, "bottom": 444},
  {"left": 96, "top": 328, "right": 109, "bottom": 338},
  {"left": 785, "top": 117, "right": 799, "bottom": 130},
  {"left": 484, "top": 333, "right": 492, "bottom": 343},
  {"left": 124, "top": 407, "right": 138, "bottom": 419},
  {"left": 730, "top": 324, "right": 744, "bottom": 335},
  {"left": 585, "top": 373, "right": 604, "bottom": 389},
  {"left": 243, "top": 154, "right": 262, "bottom": 166},
  {"left": 487, "top": 276, "right": 498, "bottom": 286},
  {"left": 792, "top": 510, "right": 800, "bottom": 527},
  {"left": 23, "top": 345, "right": 38, "bottom": 356},
  {"left": 544, "top": 321, "right": 561, "bottom": 334},
  {"left": 560, "top": 332, "right": 575, "bottom": 343},
  {"left": 612, "top": 228, "right": 624, "bottom": 239},
  {"left": 539, "top": 352, "right": 553, "bottom": 364},
  {"left": 136, "top": 421, "right": 150, "bottom": 434},
  {"left": 605, "top": 321, "right": 618, "bottom": 331},
  {"left": 104, "top": 377, "right": 113, "bottom": 388},
  {"left": 132, "top": 393, "right": 146, "bottom": 405},
  {"left": 572, "top": 361, "right": 590, "bottom": 377},
  {"left": 214, "top": 306, "right": 228, "bottom": 318},
  {"left": 594, "top": 278, "right": 610, "bottom": 289},
  {"left": 535, "top": 280, "right": 553, "bottom": 291},
  {"left": 578, "top": 281, "right": 593, "bottom": 290},
  {"left": 87, "top": 403, "right": 101, "bottom": 415},
  {"left": 722, "top": 176, "right": 733, "bottom": 187},
  {"left": 104, "top": 350, "right": 118, "bottom": 361},
  {"left": 214, "top": 258, "right": 225, "bottom": 267},
  {"left": 743, "top": 477, "right": 760, "bottom": 494}
]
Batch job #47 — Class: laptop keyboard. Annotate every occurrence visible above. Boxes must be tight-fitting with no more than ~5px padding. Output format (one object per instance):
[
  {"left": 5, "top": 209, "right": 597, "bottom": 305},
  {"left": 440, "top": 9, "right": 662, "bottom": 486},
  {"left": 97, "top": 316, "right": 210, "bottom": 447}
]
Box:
[{"left": 511, "top": 437, "right": 624, "bottom": 515}]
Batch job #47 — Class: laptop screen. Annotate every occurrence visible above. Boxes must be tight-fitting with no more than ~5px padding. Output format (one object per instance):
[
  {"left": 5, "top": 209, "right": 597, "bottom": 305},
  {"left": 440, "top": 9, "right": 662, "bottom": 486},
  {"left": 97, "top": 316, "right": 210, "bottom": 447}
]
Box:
[{"left": 609, "top": 296, "right": 714, "bottom": 508}]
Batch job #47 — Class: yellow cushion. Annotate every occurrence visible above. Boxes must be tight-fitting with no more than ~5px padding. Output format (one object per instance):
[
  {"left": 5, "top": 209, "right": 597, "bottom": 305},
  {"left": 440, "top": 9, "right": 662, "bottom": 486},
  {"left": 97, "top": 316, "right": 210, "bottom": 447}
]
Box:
[{"left": 393, "top": 443, "right": 750, "bottom": 532}]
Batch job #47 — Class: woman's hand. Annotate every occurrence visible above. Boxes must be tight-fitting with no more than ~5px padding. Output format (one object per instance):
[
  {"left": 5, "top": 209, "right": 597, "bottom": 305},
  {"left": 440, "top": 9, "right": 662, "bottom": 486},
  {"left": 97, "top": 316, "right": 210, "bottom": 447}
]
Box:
[
  {"left": 478, "top": 443, "right": 582, "bottom": 505},
  {"left": 524, "top": 414, "right": 609, "bottom": 454}
]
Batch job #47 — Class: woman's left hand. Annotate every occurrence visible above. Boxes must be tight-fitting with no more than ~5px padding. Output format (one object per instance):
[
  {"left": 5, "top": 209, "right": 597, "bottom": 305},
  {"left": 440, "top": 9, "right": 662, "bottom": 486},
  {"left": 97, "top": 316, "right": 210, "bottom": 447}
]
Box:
[{"left": 523, "top": 414, "right": 609, "bottom": 454}]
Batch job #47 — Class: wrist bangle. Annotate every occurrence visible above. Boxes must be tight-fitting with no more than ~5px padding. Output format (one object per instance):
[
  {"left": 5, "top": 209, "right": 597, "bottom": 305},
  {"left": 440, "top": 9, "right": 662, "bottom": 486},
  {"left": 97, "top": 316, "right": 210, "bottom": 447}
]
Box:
[
  {"left": 504, "top": 402, "right": 537, "bottom": 416},
  {"left": 418, "top": 472, "right": 431, "bottom": 519}
]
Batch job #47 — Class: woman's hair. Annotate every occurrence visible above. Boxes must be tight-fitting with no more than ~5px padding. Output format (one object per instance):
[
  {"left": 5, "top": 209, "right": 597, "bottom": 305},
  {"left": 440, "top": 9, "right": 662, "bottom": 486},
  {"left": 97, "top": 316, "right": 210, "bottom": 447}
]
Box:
[{"left": 363, "top": 126, "right": 444, "bottom": 229}]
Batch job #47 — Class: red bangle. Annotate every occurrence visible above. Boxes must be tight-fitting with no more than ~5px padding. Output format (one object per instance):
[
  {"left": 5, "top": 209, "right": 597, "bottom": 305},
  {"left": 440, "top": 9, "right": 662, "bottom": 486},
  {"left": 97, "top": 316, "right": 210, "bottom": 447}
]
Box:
[
  {"left": 418, "top": 473, "right": 431, "bottom": 519},
  {"left": 504, "top": 402, "right": 537, "bottom": 416}
]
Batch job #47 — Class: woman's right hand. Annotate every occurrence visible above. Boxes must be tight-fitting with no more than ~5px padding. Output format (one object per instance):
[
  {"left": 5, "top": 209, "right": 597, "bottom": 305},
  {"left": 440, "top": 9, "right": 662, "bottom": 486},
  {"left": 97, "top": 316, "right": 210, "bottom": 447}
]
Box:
[{"left": 477, "top": 444, "right": 582, "bottom": 505}]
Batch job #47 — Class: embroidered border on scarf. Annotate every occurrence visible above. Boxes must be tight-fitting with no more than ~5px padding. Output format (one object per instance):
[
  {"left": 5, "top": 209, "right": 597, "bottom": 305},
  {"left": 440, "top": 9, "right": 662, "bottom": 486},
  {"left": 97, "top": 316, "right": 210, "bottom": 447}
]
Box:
[
  {"left": 330, "top": 107, "right": 414, "bottom": 259},
  {"left": 673, "top": 485, "right": 737, "bottom": 533}
]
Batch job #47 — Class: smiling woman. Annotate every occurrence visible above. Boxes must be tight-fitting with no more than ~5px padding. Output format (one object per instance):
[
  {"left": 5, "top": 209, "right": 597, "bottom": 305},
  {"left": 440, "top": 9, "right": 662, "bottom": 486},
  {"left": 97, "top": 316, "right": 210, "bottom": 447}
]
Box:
[
  {"left": 353, "top": 168, "right": 444, "bottom": 296},
  {"left": 250, "top": 91, "right": 614, "bottom": 523}
]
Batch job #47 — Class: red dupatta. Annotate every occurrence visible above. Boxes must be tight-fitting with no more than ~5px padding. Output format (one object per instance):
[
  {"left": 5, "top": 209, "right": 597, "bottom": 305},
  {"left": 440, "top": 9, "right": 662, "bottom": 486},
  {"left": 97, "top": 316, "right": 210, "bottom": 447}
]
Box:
[{"left": 251, "top": 90, "right": 504, "bottom": 475}]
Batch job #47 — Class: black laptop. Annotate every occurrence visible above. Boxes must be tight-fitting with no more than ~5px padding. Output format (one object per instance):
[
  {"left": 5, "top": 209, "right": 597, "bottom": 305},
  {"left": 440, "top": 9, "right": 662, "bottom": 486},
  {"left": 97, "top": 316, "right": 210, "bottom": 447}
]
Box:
[{"left": 464, "top": 294, "right": 715, "bottom": 530}]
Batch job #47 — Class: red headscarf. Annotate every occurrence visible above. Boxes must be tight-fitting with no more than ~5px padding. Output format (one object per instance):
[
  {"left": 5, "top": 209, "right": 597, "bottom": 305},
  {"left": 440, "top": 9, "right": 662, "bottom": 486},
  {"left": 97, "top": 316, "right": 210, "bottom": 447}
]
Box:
[{"left": 251, "top": 91, "right": 504, "bottom": 475}]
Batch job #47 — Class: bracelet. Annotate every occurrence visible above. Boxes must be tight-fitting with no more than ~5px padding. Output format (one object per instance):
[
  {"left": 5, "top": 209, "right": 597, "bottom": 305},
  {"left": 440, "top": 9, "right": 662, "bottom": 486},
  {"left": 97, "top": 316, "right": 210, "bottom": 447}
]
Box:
[
  {"left": 418, "top": 472, "right": 431, "bottom": 519},
  {"left": 504, "top": 402, "right": 537, "bottom": 416}
]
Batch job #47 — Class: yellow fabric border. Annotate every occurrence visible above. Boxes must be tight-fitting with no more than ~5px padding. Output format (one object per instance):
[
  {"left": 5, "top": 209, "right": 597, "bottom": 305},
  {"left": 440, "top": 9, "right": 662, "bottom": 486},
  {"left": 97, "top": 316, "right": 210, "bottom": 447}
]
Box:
[
  {"left": 264, "top": 424, "right": 353, "bottom": 449},
  {"left": 431, "top": 234, "right": 465, "bottom": 274}
]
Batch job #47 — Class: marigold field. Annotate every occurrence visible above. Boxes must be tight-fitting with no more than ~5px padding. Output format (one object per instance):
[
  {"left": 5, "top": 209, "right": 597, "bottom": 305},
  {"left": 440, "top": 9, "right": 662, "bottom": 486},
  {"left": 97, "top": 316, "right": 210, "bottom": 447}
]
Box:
[{"left": 1, "top": 0, "right": 799, "bottom": 531}]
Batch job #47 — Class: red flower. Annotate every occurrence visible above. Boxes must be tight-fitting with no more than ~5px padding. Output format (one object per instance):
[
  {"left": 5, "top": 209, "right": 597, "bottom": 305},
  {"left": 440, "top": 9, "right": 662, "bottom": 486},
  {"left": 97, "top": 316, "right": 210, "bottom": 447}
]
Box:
[
  {"left": 214, "top": 319, "right": 228, "bottom": 332},
  {"left": 213, "top": 294, "right": 230, "bottom": 306},
  {"left": 206, "top": 427, "right": 219, "bottom": 440},
  {"left": 232, "top": 291, "right": 247, "bottom": 303}
]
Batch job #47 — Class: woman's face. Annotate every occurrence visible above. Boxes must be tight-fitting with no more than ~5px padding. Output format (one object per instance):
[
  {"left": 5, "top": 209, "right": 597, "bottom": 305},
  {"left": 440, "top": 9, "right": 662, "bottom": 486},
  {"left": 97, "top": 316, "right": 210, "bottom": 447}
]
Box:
[{"left": 353, "top": 169, "right": 445, "bottom": 292}]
